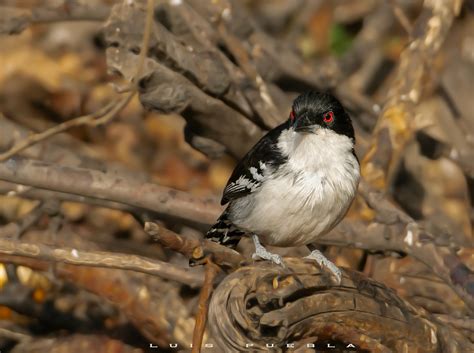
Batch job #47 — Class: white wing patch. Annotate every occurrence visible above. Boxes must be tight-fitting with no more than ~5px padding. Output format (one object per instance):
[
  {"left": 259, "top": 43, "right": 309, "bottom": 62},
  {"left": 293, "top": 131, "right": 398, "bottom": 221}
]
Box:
[
  {"left": 249, "top": 167, "right": 264, "bottom": 181},
  {"left": 225, "top": 175, "right": 260, "bottom": 194},
  {"left": 223, "top": 161, "right": 269, "bottom": 202}
]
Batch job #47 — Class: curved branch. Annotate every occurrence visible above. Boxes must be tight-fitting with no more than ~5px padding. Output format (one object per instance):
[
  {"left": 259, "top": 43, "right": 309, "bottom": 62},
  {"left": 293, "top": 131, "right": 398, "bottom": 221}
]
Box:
[{"left": 208, "top": 259, "right": 471, "bottom": 353}]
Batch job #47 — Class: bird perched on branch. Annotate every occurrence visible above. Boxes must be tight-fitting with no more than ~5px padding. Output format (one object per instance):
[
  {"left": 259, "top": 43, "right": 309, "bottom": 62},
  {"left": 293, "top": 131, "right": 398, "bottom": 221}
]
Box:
[{"left": 203, "top": 91, "right": 360, "bottom": 283}]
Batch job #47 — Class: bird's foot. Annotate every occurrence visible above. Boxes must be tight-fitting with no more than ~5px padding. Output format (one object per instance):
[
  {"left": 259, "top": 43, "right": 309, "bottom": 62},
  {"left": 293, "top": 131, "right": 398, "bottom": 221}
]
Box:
[
  {"left": 305, "top": 249, "right": 342, "bottom": 285},
  {"left": 251, "top": 234, "right": 285, "bottom": 266}
]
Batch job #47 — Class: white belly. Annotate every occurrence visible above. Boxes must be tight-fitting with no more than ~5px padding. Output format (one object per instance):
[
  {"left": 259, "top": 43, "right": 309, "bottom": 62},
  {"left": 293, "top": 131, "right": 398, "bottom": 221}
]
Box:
[
  {"left": 228, "top": 129, "right": 360, "bottom": 247},
  {"left": 230, "top": 163, "right": 358, "bottom": 246}
]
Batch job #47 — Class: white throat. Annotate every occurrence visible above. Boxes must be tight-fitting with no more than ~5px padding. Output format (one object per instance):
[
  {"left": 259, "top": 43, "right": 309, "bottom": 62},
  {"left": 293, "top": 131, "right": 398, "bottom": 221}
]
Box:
[{"left": 277, "top": 128, "right": 355, "bottom": 172}]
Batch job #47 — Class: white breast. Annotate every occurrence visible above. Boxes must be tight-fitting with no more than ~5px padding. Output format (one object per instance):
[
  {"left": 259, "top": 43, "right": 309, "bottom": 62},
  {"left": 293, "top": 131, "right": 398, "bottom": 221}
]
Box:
[{"left": 230, "top": 128, "right": 359, "bottom": 247}]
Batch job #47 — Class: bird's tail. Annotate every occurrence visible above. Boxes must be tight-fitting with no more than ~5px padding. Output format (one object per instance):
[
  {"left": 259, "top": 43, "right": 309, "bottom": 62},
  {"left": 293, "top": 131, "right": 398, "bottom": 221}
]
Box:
[{"left": 205, "top": 209, "right": 244, "bottom": 249}]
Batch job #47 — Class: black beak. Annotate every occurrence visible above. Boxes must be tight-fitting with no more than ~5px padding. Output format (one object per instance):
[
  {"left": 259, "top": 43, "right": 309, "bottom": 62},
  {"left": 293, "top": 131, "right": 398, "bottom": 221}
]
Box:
[{"left": 293, "top": 116, "right": 315, "bottom": 133}]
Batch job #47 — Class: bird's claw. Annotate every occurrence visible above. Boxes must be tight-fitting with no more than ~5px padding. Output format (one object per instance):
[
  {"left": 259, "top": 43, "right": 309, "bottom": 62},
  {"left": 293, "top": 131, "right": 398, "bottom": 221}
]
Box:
[
  {"left": 252, "top": 251, "right": 285, "bottom": 267},
  {"left": 305, "top": 249, "right": 342, "bottom": 285},
  {"left": 251, "top": 234, "right": 286, "bottom": 267}
]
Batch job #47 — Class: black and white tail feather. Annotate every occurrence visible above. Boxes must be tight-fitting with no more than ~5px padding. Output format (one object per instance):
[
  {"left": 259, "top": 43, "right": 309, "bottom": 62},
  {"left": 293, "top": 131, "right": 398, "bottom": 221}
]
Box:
[
  {"left": 204, "top": 120, "right": 287, "bottom": 249},
  {"left": 206, "top": 210, "right": 245, "bottom": 249}
]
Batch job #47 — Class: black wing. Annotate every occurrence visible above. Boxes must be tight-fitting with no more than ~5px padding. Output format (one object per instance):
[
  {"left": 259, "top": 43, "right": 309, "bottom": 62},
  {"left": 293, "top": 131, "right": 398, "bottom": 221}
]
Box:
[{"left": 221, "top": 122, "right": 288, "bottom": 205}]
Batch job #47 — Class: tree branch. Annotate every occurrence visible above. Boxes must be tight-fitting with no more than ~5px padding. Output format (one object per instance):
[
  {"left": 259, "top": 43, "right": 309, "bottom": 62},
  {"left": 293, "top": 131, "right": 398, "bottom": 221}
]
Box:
[
  {"left": 0, "top": 0, "right": 154, "bottom": 162},
  {"left": 0, "top": 157, "right": 222, "bottom": 227},
  {"left": 192, "top": 258, "right": 220, "bottom": 353},
  {"left": 144, "top": 222, "right": 243, "bottom": 270},
  {"left": 0, "top": 2, "right": 111, "bottom": 35},
  {"left": 0, "top": 237, "right": 203, "bottom": 288},
  {"left": 208, "top": 259, "right": 472, "bottom": 352}
]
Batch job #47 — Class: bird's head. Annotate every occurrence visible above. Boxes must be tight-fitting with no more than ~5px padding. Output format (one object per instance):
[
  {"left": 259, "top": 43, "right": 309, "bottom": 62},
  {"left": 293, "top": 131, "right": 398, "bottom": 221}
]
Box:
[{"left": 289, "top": 91, "right": 355, "bottom": 141}]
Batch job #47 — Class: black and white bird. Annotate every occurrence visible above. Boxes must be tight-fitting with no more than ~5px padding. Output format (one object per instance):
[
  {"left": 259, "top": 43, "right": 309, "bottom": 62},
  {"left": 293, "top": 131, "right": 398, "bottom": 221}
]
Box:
[{"left": 205, "top": 91, "right": 360, "bottom": 283}]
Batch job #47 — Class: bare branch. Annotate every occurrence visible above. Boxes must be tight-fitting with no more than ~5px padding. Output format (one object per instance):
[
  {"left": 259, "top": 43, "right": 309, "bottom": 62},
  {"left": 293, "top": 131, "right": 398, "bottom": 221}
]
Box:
[
  {"left": 192, "top": 258, "right": 220, "bottom": 353},
  {"left": 0, "top": 157, "right": 222, "bottom": 227},
  {"left": 0, "top": 199, "right": 47, "bottom": 238},
  {"left": 0, "top": 0, "right": 155, "bottom": 162},
  {"left": 0, "top": 237, "right": 203, "bottom": 288},
  {"left": 0, "top": 3, "right": 110, "bottom": 35},
  {"left": 208, "top": 259, "right": 472, "bottom": 352},
  {"left": 0, "top": 232, "right": 195, "bottom": 346},
  {"left": 144, "top": 222, "right": 243, "bottom": 270},
  {"left": 0, "top": 327, "right": 32, "bottom": 343},
  {"left": 319, "top": 182, "right": 474, "bottom": 312}
]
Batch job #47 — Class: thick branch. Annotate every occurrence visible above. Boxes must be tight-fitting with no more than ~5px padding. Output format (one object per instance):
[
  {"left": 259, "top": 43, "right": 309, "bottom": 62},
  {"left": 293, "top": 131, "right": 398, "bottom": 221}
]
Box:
[
  {"left": 0, "top": 237, "right": 203, "bottom": 288},
  {"left": 0, "top": 230, "right": 195, "bottom": 346},
  {"left": 0, "top": 157, "right": 222, "bottom": 227},
  {"left": 208, "top": 259, "right": 471, "bottom": 352},
  {"left": 318, "top": 181, "right": 474, "bottom": 312},
  {"left": 0, "top": 2, "right": 110, "bottom": 35},
  {"left": 0, "top": 180, "right": 139, "bottom": 214},
  {"left": 323, "top": 218, "right": 474, "bottom": 312}
]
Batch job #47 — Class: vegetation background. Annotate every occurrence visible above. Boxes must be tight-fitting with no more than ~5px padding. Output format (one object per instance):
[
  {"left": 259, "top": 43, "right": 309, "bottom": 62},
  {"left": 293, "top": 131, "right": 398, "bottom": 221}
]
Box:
[{"left": 0, "top": 0, "right": 472, "bottom": 352}]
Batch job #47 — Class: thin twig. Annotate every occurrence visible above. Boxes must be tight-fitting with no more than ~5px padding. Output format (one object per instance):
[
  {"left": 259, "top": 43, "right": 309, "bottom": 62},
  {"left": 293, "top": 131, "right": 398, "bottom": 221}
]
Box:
[
  {"left": 0, "top": 101, "right": 117, "bottom": 162},
  {"left": 434, "top": 314, "right": 474, "bottom": 332},
  {"left": 320, "top": 182, "right": 474, "bottom": 312},
  {"left": 390, "top": 0, "right": 413, "bottom": 34},
  {"left": 192, "top": 257, "right": 220, "bottom": 353},
  {"left": 0, "top": 203, "right": 41, "bottom": 239},
  {"left": 0, "top": 327, "right": 32, "bottom": 342},
  {"left": 0, "top": 0, "right": 155, "bottom": 162},
  {"left": 144, "top": 222, "right": 243, "bottom": 270},
  {"left": 0, "top": 199, "right": 61, "bottom": 239}
]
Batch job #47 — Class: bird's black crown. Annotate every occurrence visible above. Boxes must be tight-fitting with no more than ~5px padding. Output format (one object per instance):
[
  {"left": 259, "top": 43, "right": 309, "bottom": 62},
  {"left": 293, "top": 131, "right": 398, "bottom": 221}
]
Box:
[{"left": 291, "top": 91, "right": 355, "bottom": 141}]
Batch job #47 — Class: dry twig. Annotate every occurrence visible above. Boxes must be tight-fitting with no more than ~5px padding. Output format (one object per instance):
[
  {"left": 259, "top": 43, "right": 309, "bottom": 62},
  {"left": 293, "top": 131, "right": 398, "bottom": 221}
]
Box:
[
  {"left": 191, "top": 257, "right": 220, "bottom": 353},
  {"left": 144, "top": 222, "right": 243, "bottom": 270},
  {"left": 0, "top": 0, "right": 154, "bottom": 162},
  {"left": 0, "top": 327, "right": 32, "bottom": 343},
  {"left": 0, "top": 0, "right": 472, "bottom": 349}
]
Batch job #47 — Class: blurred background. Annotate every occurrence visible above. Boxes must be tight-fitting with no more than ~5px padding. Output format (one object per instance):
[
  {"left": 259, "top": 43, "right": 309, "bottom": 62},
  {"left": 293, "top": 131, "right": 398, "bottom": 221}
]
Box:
[{"left": 0, "top": 0, "right": 473, "bottom": 352}]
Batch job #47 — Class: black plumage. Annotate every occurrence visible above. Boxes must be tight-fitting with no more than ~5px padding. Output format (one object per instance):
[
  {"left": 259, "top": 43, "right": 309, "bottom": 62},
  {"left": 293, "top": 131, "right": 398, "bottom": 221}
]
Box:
[
  {"left": 292, "top": 91, "right": 355, "bottom": 141},
  {"left": 220, "top": 122, "right": 288, "bottom": 205}
]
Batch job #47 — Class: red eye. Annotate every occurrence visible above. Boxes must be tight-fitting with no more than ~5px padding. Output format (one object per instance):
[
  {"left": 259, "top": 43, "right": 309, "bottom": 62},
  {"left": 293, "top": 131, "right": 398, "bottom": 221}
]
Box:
[
  {"left": 289, "top": 110, "right": 295, "bottom": 122},
  {"left": 323, "top": 111, "right": 334, "bottom": 124}
]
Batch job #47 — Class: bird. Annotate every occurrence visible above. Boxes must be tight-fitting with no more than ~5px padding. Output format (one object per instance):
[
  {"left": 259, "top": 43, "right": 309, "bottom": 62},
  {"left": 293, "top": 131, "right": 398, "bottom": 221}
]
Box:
[{"left": 203, "top": 91, "right": 360, "bottom": 283}]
